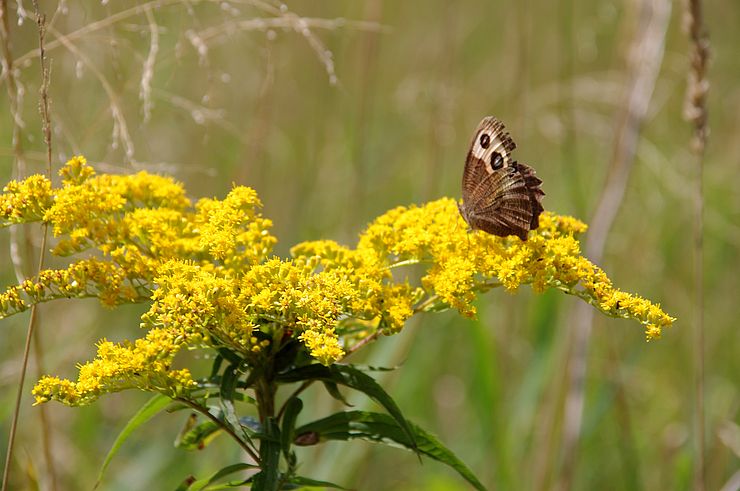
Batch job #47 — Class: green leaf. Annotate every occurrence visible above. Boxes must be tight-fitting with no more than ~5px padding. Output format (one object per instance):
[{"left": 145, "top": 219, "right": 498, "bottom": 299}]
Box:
[
  {"left": 345, "top": 364, "right": 399, "bottom": 373},
  {"left": 252, "top": 417, "right": 281, "bottom": 491},
  {"left": 277, "top": 364, "right": 416, "bottom": 452},
  {"left": 217, "top": 363, "right": 257, "bottom": 449},
  {"left": 175, "top": 418, "right": 222, "bottom": 450},
  {"left": 281, "top": 475, "right": 349, "bottom": 490},
  {"left": 95, "top": 394, "right": 172, "bottom": 489},
  {"left": 242, "top": 364, "right": 263, "bottom": 391},
  {"left": 216, "top": 347, "right": 243, "bottom": 365},
  {"left": 190, "top": 382, "right": 255, "bottom": 404},
  {"left": 182, "top": 463, "right": 256, "bottom": 491},
  {"left": 200, "top": 480, "right": 250, "bottom": 490},
  {"left": 209, "top": 353, "right": 225, "bottom": 380},
  {"left": 280, "top": 397, "right": 303, "bottom": 460},
  {"left": 295, "top": 411, "right": 487, "bottom": 491},
  {"left": 321, "top": 381, "right": 352, "bottom": 407},
  {"left": 273, "top": 338, "right": 300, "bottom": 372},
  {"left": 220, "top": 363, "right": 240, "bottom": 402}
]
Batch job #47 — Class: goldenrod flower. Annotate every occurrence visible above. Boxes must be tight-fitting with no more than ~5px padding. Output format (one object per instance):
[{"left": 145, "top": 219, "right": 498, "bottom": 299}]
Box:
[
  {"left": 32, "top": 328, "right": 196, "bottom": 406},
  {"left": 0, "top": 175, "right": 54, "bottom": 224},
  {"left": 0, "top": 157, "right": 674, "bottom": 406}
]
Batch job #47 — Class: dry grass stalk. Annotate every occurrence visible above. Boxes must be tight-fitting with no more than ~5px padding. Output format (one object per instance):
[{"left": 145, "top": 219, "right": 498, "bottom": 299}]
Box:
[
  {"left": 1, "top": 2, "right": 57, "bottom": 490},
  {"left": 684, "top": 0, "right": 709, "bottom": 489},
  {"left": 557, "top": 0, "right": 671, "bottom": 489}
]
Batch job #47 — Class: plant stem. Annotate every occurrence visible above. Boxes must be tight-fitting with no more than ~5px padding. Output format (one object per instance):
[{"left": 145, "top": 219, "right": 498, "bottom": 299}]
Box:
[
  {"left": 175, "top": 397, "right": 260, "bottom": 463},
  {"left": 556, "top": 1, "right": 670, "bottom": 488},
  {"left": 255, "top": 378, "right": 277, "bottom": 422},
  {"left": 684, "top": 1, "right": 709, "bottom": 489},
  {"left": 2, "top": 3, "right": 55, "bottom": 490}
]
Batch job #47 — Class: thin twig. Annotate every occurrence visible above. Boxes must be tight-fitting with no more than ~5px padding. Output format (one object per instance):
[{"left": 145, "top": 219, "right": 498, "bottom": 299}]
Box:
[
  {"left": 234, "top": 33, "right": 275, "bottom": 186},
  {"left": 557, "top": 1, "right": 670, "bottom": 489},
  {"left": 175, "top": 397, "right": 260, "bottom": 463},
  {"left": 139, "top": 5, "right": 159, "bottom": 123},
  {"left": 684, "top": 0, "right": 709, "bottom": 489},
  {"left": 47, "top": 25, "right": 135, "bottom": 159},
  {"left": 13, "top": 0, "right": 177, "bottom": 66},
  {"left": 387, "top": 258, "right": 422, "bottom": 270},
  {"left": 0, "top": 0, "right": 32, "bottom": 288},
  {"left": 0, "top": 0, "right": 25, "bottom": 176},
  {"left": 412, "top": 294, "right": 440, "bottom": 314},
  {"left": 345, "top": 330, "right": 382, "bottom": 358},
  {"left": 153, "top": 88, "right": 239, "bottom": 136},
  {"left": 11, "top": 1, "right": 386, "bottom": 69},
  {"left": 192, "top": 15, "right": 385, "bottom": 87},
  {"left": 2, "top": 2, "right": 55, "bottom": 490}
]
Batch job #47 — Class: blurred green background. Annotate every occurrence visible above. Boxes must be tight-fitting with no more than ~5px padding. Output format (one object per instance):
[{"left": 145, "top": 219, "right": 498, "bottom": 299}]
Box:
[{"left": 1, "top": 1, "right": 738, "bottom": 490}]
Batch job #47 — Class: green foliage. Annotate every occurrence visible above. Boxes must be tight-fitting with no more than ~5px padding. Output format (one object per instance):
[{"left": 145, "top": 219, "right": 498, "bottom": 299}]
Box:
[
  {"left": 295, "top": 411, "right": 487, "bottom": 491},
  {"left": 95, "top": 394, "right": 173, "bottom": 488}
]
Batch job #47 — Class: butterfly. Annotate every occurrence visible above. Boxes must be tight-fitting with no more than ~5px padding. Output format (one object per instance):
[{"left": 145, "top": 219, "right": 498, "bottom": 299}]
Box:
[{"left": 458, "top": 116, "right": 545, "bottom": 241}]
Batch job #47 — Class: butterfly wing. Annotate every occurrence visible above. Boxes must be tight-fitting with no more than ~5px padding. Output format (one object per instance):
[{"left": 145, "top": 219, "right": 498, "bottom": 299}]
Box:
[
  {"left": 462, "top": 117, "right": 516, "bottom": 203},
  {"left": 465, "top": 166, "right": 533, "bottom": 241},
  {"left": 513, "top": 162, "right": 545, "bottom": 230}
]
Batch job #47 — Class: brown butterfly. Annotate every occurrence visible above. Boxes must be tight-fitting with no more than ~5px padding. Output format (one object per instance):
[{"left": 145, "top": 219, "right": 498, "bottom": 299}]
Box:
[{"left": 458, "top": 116, "right": 545, "bottom": 241}]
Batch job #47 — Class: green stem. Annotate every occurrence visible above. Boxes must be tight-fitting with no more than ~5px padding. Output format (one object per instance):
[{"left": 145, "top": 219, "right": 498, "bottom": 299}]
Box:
[
  {"left": 255, "top": 378, "right": 277, "bottom": 422},
  {"left": 387, "top": 258, "right": 422, "bottom": 269},
  {"left": 175, "top": 397, "right": 260, "bottom": 463},
  {"left": 413, "top": 294, "right": 440, "bottom": 313}
]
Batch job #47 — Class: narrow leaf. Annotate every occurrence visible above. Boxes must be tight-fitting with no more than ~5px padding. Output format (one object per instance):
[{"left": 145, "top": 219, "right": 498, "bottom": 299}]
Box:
[
  {"left": 282, "top": 475, "right": 349, "bottom": 490},
  {"left": 277, "top": 364, "right": 416, "bottom": 451},
  {"left": 217, "top": 363, "right": 257, "bottom": 449},
  {"left": 175, "top": 419, "right": 222, "bottom": 451},
  {"left": 209, "top": 353, "right": 225, "bottom": 380},
  {"left": 295, "top": 411, "right": 487, "bottom": 491},
  {"left": 217, "top": 347, "right": 243, "bottom": 365},
  {"left": 280, "top": 397, "right": 303, "bottom": 458},
  {"left": 220, "top": 363, "right": 240, "bottom": 401},
  {"left": 184, "top": 463, "right": 256, "bottom": 491},
  {"left": 95, "top": 394, "right": 172, "bottom": 488},
  {"left": 321, "top": 381, "right": 352, "bottom": 407}
]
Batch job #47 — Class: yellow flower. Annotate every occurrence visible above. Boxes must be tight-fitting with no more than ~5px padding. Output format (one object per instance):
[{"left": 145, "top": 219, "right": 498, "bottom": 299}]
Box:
[
  {"left": 32, "top": 328, "right": 196, "bottom": 406},
  {"left": 143, "top": 260, "right": 249, "bottom": 349},
  {"left": 358, "top": 197, "right": 674, "bottom": 339},
  {"left": 196, "top": 186, "right": 276, "bottom": 267},
  {"left": 0, "top": 159, "right": 677, "bottom": 407},
  {"left": 299, "top": 326, "right": 345, "bottom": 366},
  {"left": 0, "top": 174, "right": 54, "bottom": 224},
  {"left": 380, "top": 284, "right": 416, "bottom": 331},
  {"left": 59, "top": 155, "right": 95, "bottom": 185}
]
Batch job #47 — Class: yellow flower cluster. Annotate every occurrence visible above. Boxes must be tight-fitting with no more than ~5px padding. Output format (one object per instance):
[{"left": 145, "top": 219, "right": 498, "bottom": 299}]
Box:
[
  {"left": 357, "top": 198, "right": 673, "bottom": 339},
  {"left": 0, "top": 258, "right": 147, "bottom": 316},
  {"left": 1, "top": 175, "right": 54, "bottom": 224},
  {"left": 33, "top": 328, "right": 196, "bottom": 406},
  {"left": 142, "top": 260, "right": 251, "bottom": 351},
  {"left": 196, "top": 186, "right": 276, "bottom": 268},
  {"left": 0, "top": 157, "right": 675, "bottom": 407}
]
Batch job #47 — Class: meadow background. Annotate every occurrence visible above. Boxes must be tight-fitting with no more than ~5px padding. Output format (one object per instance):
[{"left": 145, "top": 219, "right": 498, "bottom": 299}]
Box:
[{"left": 0, "top": 1, "right": 738, "bottom": 490}]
